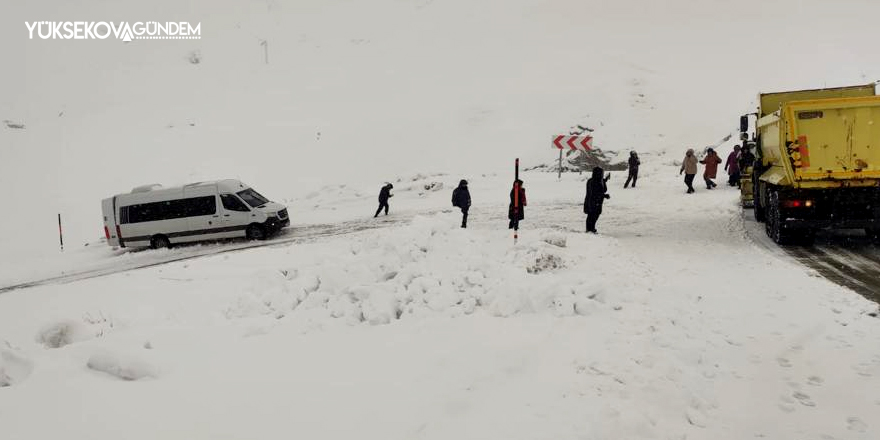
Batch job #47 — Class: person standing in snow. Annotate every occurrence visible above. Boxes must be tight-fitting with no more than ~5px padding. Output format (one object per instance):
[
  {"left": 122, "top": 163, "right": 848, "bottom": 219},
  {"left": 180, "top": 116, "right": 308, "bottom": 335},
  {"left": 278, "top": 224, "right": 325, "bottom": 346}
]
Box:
[
  {"left": 508, "top": 179, "right": 526, "bottom": 229},
  {"left": 725, "top": 145, "right": 742, "bottom": 187},
  {"left": 701, "top": 147, "right": 722, "bottom": 189},
  {"left": 680, "top": 148, "right": 698, "bottom": 194},
  {"left": 374, "top": 183, "right": 393, "bottom": 217},
  {"left": 624, "top": 151, "right": 640, "bottom": 188},
  {"left": 584, "top": 166, "right": 611, "bottom": 233},
  {"left": 452, "top": 179, "right": 471, "bottom": 228}
]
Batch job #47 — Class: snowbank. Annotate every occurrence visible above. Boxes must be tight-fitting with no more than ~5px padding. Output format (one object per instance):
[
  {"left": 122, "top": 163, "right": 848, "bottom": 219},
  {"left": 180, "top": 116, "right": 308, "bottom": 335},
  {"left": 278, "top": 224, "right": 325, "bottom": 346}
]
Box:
[{"left": 216, "top": 214, "right": 626, "bottom": 327}]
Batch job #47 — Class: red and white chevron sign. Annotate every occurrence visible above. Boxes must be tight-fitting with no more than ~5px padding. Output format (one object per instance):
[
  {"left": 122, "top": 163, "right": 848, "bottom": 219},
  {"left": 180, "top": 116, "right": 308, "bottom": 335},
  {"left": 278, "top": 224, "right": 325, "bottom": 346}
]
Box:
[{"left": 552, "top": 135, "right": 593, "bottom": 151}]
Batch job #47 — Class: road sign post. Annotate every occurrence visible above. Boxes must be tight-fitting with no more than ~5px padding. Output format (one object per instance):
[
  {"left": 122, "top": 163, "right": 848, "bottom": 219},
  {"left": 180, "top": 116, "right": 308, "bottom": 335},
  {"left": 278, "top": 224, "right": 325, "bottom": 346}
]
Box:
[{"left": 557, "top": 149, "right": 563, "bottom": 180}]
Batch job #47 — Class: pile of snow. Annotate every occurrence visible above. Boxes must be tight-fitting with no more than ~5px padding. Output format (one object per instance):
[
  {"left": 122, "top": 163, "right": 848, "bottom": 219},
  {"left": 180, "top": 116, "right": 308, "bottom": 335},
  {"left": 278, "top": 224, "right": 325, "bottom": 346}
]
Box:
[
  {"left": 86, "top": 350, "right": 157, "bottom": 381},
  {"left": 221, "top": 214, "right": 626, "bottom": 326}
]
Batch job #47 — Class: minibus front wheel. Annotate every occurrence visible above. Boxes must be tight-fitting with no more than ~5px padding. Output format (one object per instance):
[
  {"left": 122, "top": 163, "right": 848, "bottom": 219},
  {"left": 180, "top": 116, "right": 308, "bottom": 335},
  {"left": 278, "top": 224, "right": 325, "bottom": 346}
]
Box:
[{"left": 246, "top": 224, "right": 267, "bottom": 241}]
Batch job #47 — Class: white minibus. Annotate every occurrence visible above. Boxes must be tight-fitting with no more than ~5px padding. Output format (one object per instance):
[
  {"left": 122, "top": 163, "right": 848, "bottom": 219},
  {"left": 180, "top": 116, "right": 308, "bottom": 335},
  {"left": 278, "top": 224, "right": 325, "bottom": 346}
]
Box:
[{"left": 101, "top": 180, "right": 289, "bottom": 249}]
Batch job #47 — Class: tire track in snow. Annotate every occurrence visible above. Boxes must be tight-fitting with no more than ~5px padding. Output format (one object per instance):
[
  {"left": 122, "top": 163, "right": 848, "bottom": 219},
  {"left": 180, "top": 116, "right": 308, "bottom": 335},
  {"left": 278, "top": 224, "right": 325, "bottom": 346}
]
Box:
[
  {"left": 742, "top": 212, "right": 880, "bottom": 303},
  {"left": 0, "top": 212, "right": 428, "bottom": 294}
]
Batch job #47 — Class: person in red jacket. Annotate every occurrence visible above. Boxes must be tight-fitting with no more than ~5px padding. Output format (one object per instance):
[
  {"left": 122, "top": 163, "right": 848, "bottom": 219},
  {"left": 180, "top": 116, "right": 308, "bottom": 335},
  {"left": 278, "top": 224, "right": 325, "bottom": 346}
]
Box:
[{"left": 700, "top": 148, "right": 722, "bottom": 189}]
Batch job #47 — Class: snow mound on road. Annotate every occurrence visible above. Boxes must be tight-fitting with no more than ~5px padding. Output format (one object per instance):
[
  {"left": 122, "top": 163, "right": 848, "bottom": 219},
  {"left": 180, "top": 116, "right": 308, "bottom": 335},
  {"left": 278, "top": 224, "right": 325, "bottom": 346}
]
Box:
[
  {"left": 227, "top": 214, "right": 631, "bottom": 325},
  {"left": 0, "top": 343, "right": 33, "bottom": 387},
  {"left": 86, "top": 350, "right": 157, "bottom": 381}
]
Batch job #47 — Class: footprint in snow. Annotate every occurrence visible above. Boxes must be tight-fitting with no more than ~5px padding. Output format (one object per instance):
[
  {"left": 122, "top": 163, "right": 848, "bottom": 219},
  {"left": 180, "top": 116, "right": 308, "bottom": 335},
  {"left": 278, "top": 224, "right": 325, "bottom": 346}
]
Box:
[
  {"left": 807, "top": 376, "right": 824, "bottom": 386},
  {"left": 847, "top": 417, "right": 867, "bottom": 433},
  {"left": 792, "top": 391, "right": 816, "bottom": 407},
  {"left": 778, "top": 397, "right": 796, "bottom": 413},
  {"left": 853, "top": 362, "right": 875, "bottom": 377},
  {"left": 777, "top": 357, "right": 792, "bottom": 368}
]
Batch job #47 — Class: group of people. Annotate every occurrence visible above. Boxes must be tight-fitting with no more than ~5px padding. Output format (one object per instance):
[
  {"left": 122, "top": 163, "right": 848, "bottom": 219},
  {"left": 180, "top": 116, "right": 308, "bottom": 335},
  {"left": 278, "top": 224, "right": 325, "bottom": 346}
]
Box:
[
  {"left": 679, "top": 145, "right": 756, "bottom": 193},
  {"left": 370, "top": 144, "right": 756, "bottom": 234}
]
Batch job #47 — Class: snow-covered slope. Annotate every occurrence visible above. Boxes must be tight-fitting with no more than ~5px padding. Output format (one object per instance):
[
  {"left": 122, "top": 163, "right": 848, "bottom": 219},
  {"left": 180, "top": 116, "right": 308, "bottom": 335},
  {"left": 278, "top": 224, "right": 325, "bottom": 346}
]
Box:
[{"left": 3, "top": 0, "right": 880, "bottom": 260}]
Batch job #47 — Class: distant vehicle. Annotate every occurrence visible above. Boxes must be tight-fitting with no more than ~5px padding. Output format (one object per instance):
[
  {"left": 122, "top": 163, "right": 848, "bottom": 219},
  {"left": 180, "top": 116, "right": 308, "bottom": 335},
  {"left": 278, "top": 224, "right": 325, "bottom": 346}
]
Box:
[
  {"left": 101, "top": 180, "right": 289, "bottom": 249},
  {"left": 740, "top": 83, "right": 880, "bottom": 244}
]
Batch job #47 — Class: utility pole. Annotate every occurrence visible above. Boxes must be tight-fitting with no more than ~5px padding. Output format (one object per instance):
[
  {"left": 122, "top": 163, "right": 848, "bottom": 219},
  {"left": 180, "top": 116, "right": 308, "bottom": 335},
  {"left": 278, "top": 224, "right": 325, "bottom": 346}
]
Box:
[{"left": 260, "top": 39, "right": 269, "bottom": 64}]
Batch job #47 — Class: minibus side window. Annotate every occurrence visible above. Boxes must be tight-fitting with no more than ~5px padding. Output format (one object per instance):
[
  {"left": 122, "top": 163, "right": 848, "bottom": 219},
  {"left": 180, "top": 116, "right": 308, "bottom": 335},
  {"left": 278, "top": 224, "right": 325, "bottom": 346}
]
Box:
[
  {"left": 123, "top": 196, "right": 215, "bottom": 223},
  {"left": 221, "top": 194, "right": 250, "bottom": 212}
]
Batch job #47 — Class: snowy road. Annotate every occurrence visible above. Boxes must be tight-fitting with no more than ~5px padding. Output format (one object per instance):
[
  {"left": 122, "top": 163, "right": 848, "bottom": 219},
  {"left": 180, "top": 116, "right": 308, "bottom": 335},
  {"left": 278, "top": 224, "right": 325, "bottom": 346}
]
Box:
[
  {"left": 0, "top": 214, "right": 419, "bottom": 294},
  {"left": 0, "top": 203, "right": 581, "bottom": 295},
  {"left": 6, "top": 198, "right": 879, "bottom": 307},
  {"left": 743, "top": 213, "right": 880, "bottom": 303}
]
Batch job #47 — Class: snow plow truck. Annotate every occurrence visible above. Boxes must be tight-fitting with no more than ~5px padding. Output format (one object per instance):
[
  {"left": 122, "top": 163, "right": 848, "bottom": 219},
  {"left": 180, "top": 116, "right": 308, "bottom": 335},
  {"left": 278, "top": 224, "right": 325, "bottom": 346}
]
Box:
[{"left": 740, "top": 83, "right": 880, "bottom": 244}]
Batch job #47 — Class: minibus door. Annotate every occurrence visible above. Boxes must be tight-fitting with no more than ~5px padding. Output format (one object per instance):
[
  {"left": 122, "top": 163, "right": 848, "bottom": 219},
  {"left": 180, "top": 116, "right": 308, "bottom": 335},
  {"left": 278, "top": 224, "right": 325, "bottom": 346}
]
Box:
[{"left": 219, "top": 193, "right": 253, "bottom": 238}]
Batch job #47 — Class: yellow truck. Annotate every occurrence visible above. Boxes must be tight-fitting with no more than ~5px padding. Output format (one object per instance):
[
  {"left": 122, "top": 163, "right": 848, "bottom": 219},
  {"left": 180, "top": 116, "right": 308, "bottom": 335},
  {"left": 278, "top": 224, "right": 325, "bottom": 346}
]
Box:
[{"left": 740, "top": 83, "right": 880, "bottom": 244}]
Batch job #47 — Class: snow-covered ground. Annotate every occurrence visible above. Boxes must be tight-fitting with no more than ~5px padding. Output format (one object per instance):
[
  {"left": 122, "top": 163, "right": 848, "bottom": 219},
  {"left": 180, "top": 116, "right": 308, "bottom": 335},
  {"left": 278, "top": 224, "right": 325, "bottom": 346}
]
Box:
[
  {"left": 4, "top": 0, "right": 880, "bottom": 438},
  {"left": 2, "top": 160, "right": 879, "bottom": 439}
]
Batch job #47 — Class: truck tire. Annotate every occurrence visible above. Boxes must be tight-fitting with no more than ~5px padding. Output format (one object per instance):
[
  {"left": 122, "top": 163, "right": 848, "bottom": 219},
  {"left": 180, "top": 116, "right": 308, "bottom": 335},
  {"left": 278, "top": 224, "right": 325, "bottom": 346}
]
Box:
[
  {"left": 754, "top": 185, "right": 766, "bottom": 223},
  {"left": 766, "top": 191, "right": 791, "bottom": 244},
  {"left": 766, "top": 192, "right": 814, "bottom": 245}
]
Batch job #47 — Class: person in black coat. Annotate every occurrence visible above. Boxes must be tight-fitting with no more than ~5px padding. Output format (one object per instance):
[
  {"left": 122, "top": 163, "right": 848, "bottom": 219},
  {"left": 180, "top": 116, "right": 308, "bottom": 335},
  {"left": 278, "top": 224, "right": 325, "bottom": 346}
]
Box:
[
  {"left": 584, "top": 167, "right": 610, "bottom": 233},
  {"left": 624, "top": 151, "right": 640, "bottom": 188},
  {"left": 452, "top": 179, "right": 471, "bottom": 228},
  {"left": 508, "top": 179, "right": 526, "bottom": 229},
  {"left": 374, "top": 183, "right": 393, "bottom": 217}
]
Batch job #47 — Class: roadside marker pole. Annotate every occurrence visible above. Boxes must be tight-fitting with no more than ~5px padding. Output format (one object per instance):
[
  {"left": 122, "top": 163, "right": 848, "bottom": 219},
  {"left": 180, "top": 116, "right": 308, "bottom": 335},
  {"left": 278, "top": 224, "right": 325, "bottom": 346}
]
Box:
[
  {"left": 58, "top": 213, "right": 64, "bottom": 252},
  {"left": 513, "top": 158, "right": 520, "bottom": 244}
]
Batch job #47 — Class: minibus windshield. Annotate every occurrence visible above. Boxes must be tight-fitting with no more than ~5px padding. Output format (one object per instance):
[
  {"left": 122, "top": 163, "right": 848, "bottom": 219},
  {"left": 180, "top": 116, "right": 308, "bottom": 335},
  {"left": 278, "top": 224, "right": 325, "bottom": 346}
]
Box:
[{"left": 237, "top": 188, "right": 270, "bottom": 208}]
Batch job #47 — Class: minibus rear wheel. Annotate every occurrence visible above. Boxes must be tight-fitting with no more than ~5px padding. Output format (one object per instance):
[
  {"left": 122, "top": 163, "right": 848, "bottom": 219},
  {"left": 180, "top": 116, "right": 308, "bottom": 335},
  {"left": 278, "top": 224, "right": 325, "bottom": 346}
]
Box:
[{"left": 150, "top": 235, "right": 171, "bottom": 249}]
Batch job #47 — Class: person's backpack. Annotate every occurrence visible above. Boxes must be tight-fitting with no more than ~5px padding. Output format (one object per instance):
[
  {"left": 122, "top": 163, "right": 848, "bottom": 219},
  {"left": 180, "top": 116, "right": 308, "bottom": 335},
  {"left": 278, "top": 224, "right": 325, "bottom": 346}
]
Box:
[{"left": 452, "top": 188, "right": 460, "bottom": 207}]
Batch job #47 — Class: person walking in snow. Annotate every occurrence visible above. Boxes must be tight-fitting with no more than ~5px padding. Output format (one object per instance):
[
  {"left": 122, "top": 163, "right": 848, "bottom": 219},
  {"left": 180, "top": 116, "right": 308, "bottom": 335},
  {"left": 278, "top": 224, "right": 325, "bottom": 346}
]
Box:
[
  {"left": 584, "top": 166, "right": 611, "bottom": 233},
  {"left": 452, "top": 179, "right": 471, "bottom": 228},
  {"left": 701, "top": 147, "right": 722, "bottom": 189},
  {"left": 508, "top": 179, "right": 526, "bottom": 229},
  {"left": 725, "top": 145, "right": 742, "bottom": 187},
  {"left": 680, "top": 148, "right": 698, "bottom": 194},
  {"left": 374, "top": 183, "right": 393, "bottom": 217},
  {"left": 624, "top": 151, "right": 640, "bottom": 188}
]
